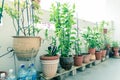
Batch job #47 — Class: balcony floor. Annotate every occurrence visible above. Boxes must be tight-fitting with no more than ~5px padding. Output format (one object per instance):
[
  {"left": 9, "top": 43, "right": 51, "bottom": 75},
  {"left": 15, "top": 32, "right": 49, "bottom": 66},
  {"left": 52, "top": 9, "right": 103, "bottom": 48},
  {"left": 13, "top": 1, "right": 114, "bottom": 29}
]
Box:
[{"left": 65, "top": 58, "right": 120, "bottom": 80}]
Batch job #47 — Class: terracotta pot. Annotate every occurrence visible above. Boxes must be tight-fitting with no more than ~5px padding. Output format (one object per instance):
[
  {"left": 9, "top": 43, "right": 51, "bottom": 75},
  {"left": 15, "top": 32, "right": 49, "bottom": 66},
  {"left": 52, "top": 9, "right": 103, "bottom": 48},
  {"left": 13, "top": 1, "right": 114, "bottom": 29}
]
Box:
[
  {"left": 113, "top": 47, "right": 119, "bottom": 57},
  {"left": 90, "top": 54, "right": 96, "bottom": 61},
  {"left": 60, "top": 57, "right": 73, "bottom": 70},
  {"left": 88, "top": 48, "right": 96, "bottom": 54},
  {"left": 83, "top": 54, "right": 90, "bottom": 63},
  {"left": 103, "top": 28, "right": 107, "bottom": 34},
  {"left": 113, "top": 47, "right": 119, "bottom": 52},
  {"left": 74, "top": 55, "right": 83, "bottom": 66},
  {"left": 40, "top": 55, "right": 59, "bottom": 77},
  {"left": 95, "top": 51, "right": 102, "bottom": 60},
  {"left": 101, "top": 50, "right": 107, "bottom": 57},
  {"left": 13, "top": 36, "right": 41, "bottom": 61}
]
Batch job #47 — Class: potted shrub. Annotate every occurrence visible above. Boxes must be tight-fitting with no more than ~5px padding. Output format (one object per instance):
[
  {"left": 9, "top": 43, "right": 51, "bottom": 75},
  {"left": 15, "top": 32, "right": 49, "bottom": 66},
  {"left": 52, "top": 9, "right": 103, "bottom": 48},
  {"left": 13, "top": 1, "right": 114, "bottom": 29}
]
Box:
[
  {"left": 72, "top": 25, "right": 83, "bottom": 66},
  {"left": 100, "top": 41, "right": 107, "bottom": 58},
  {"left": 97, "top": 22, "right": 108, "bottom": 59},
  {"left": 112, "top": 41, "right": 120, "bottom": 57},
  {"left": 40, "top": 37, "right": 59, "bottom": 78},
  {"left": 4, "top": 0, "right": 42, "bottom": 61},
  {"left": 73, "top": 38, "right": 83, "bottom": 66},
  {"left": 82, "top": 26, "right": 100, "bottom": 61},
  {"left": 50, "top": 2, "right": 75, "bottom": 70}
]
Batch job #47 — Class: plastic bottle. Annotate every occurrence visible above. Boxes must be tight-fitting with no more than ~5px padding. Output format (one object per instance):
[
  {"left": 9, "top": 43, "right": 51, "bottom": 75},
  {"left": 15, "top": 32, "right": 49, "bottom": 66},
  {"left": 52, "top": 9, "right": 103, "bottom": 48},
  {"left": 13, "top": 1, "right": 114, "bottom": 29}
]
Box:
[
  {"left": 7, "top": 69, "right": 16, "bottom": 80},
  {"left": 30, "top": 63, "right": 37, "bottom": 80},
  {"left": 26, "top": 66, "right": 32, "bottom": 80},
  {"left": 17, "top": 64, "right": 27, "bottom": 80}
]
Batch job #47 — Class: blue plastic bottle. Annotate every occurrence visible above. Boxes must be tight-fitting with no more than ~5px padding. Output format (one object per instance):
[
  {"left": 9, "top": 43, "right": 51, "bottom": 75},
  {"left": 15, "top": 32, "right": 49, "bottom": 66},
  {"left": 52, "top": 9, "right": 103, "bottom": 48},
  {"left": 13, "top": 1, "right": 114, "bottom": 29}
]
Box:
[
  {"left": 17, "top": 64, "right": 27, "bottom": 80},
  {"left": 7, "top": 69, "right": 16, "bottom": 80},
  {"left": 26, "top": 66, "right": 32, "bottom": 80},
  {"left": 30, "top": 63, "right": 37, "bottom": 80}
]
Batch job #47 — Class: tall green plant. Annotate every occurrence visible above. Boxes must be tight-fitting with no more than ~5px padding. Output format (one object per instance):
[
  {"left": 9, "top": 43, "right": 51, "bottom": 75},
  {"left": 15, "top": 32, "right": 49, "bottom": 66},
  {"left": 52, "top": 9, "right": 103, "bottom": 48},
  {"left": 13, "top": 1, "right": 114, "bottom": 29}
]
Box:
[
  {"left": 82, "top": 26, "right": 101, "bottom": 49},
  {"left": 50, "top": 2, "right": 75, "bottom": 57},
  {"left": 4, "top": 0, "right": 41, "bottom": 36}
]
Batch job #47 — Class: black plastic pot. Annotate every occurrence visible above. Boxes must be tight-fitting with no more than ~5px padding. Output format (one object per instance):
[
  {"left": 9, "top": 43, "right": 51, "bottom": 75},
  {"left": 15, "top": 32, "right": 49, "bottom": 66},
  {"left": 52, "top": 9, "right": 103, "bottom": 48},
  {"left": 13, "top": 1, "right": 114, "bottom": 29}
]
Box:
[{"left": 60, "top": 56, "right": 73, "bottom": 70}]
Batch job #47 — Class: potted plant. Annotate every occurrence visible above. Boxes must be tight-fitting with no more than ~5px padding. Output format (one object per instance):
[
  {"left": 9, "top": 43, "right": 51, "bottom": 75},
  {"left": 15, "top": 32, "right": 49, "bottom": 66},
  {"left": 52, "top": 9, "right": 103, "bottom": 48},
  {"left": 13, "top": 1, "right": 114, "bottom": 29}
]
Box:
[
  {"left": 40, "top": 37, "right": 59, "bottom": 78},
  {"left": 95, "top": 40, "right": 102, "bottom": 60},
  {"left": 112, "top": 41, "right": 119, "bottom": 57},
  {"left": 96, "top": 21, "right": 107, "bottom": 59},
  {"left": 100, "top": 40, "right": 107, "bottom": 58},
  {"left": 4, "top": 0, "right": 42, "bottom": 61},
  {"left": 50, "top": 2, "right": 75, "bottom": 70},
  {"left": 82, "top": 26, "right": 100, "bottom": 61},
  {"left": 73, "top": 38, "right": 83, "bottom": 66},
  {"left": 72, "top": 24, "right": 83, "bottom": 66}
]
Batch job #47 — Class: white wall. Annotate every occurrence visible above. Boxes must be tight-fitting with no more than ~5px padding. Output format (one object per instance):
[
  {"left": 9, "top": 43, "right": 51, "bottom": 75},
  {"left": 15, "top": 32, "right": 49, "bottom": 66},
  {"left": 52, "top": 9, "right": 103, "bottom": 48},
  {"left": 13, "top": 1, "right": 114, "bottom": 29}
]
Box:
[{"left": 106, "top": 0, "right": 120, "bottom": 41}]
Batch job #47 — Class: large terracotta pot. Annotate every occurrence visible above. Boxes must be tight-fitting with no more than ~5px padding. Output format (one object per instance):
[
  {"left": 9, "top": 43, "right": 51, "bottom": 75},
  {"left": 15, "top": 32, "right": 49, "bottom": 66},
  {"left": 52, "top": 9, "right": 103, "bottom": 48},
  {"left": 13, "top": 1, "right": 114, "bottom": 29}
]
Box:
[
  {"left": 40, "top": 55, "right": 59, "bottom": 77},
  {"left": 88, "top": 48, "right": 96, "bottom": 54},
  {"left": 60, "top": 57, "right": 73, "bottom": 70},
  {"left": 74, "top": 55, "right": 83, "bottom": 66},
  {"left": 95, "top": 51, "right": 102, "bottom": 60},
  {"left": 13, "top": 36, "right": 41, "bottom": 61},
  {"left": 83, "top": 54, "right": 90, "bottom": 63}
]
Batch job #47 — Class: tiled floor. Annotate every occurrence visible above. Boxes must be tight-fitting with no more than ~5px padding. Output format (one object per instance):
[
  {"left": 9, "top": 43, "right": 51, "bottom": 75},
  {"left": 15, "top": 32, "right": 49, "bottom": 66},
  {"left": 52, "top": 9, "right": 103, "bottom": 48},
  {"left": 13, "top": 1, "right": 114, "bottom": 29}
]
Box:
[{"left": 65, "top": 58, "right": 120, "bottom": 80}]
